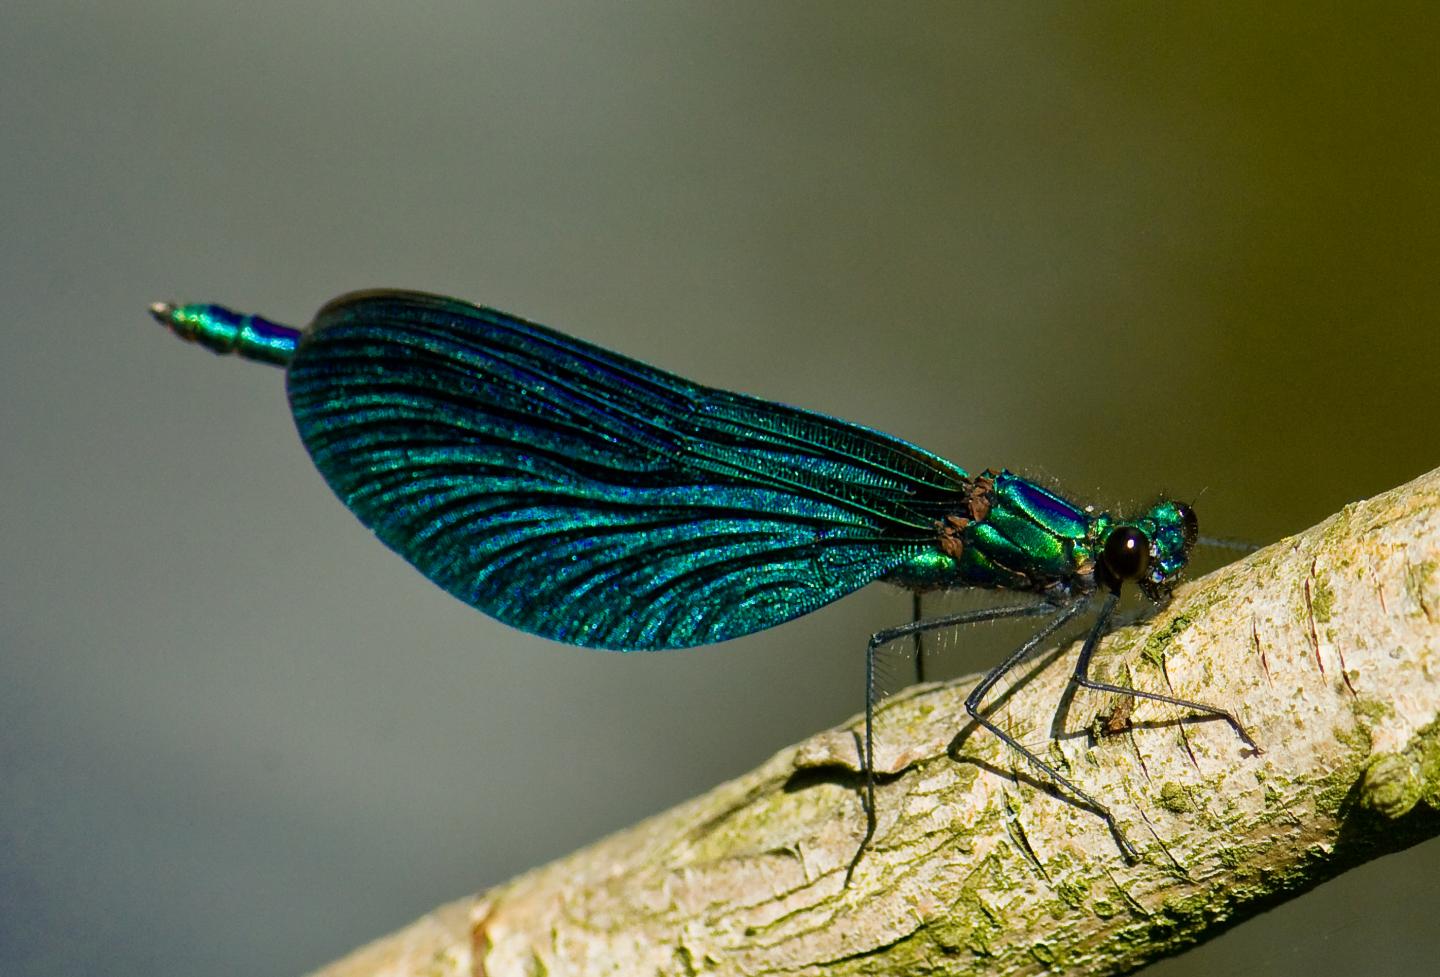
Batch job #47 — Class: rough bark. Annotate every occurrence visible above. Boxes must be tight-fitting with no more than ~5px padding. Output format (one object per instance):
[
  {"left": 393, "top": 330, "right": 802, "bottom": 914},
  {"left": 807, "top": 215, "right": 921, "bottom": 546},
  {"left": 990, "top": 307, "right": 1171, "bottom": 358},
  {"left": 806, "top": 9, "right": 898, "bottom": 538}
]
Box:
[{"left": 307, "top": 466, "right": 1440, "bottom": 977}]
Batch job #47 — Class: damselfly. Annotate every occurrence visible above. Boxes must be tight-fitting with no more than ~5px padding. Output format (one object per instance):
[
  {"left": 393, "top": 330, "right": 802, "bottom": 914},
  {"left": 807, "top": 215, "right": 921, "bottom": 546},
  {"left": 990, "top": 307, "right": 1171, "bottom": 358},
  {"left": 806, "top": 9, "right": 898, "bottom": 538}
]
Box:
[{"left": 151, "top": 291, "right": 1255, "bottom": 880}]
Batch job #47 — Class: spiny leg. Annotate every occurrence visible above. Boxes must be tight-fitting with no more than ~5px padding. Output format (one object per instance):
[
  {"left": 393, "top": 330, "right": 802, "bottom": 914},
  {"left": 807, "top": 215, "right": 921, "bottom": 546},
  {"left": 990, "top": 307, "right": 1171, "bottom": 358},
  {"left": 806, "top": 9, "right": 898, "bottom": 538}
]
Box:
[
  {"left": 912, "top": 591, "right": 926, "bottom": 684},
  {"left": 962, "top": 593, "right": 1141, "bottom": 859},
  {"left": 846, "top": 599, "right": 1062, "bottom": 886},
  {"left": 1070, "top": 597, "right": 1259, "bottom": 751}
]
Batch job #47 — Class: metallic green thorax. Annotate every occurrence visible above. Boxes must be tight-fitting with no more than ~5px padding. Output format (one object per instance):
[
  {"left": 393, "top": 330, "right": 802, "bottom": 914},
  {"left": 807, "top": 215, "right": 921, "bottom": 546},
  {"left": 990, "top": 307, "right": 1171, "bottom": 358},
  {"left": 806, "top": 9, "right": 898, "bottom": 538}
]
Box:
[{"left": 883, "top": 470, "right": 1193, "bottom": 599}]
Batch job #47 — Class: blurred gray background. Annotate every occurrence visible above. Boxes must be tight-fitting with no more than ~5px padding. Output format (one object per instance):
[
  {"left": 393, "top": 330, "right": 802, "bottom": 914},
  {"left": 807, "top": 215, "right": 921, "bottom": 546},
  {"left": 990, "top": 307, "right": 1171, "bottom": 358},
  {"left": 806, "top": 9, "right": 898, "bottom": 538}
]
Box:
[{"left": 4, "top": 3, "right": 1439, "bottom": 975}]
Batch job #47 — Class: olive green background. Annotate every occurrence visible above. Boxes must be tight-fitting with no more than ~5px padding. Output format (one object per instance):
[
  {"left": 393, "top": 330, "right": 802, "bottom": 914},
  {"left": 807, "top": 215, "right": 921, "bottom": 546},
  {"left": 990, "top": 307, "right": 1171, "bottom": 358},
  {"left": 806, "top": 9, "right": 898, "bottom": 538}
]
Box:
[{"left": 3, "top": 3, "right": 1439, "bottom": 975}]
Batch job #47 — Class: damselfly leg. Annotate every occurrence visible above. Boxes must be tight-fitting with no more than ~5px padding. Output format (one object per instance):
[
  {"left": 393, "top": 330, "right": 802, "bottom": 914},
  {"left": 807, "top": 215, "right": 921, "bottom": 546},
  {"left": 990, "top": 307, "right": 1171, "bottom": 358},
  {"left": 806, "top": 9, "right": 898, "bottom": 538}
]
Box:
[
  {"left": 847, "top": 589, "right": 1257, "bottom": 884},
  {"left": 848, "top": 599, "right": 1068, "bottom": 885},
  {"left": 1068, "top": 593, "right": 1258, "bottom": 750}
]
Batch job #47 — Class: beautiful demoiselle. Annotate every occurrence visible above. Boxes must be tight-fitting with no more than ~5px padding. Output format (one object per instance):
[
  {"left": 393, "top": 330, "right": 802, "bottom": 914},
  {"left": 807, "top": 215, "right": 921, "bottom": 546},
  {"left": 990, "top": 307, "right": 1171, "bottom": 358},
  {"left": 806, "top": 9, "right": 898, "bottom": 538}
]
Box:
[{"left": 151, "top": 290, "right": 1255, "bottom": 879}]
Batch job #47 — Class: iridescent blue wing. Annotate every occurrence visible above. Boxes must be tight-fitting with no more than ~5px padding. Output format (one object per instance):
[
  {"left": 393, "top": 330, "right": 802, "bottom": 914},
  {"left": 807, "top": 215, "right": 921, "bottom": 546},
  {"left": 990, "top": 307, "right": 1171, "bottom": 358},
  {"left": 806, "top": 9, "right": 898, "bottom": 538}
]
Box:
[{"left": 285, "top": 290, "right": 970, "bottom": 649}]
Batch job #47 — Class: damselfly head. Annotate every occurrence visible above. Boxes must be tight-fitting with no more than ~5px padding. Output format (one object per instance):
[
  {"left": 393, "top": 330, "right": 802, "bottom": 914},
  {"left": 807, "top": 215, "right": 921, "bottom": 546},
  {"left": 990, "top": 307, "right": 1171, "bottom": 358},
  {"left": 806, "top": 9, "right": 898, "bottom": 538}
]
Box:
[{"left": 1100, "top": 499, "right": 1197, "bottom": 601}]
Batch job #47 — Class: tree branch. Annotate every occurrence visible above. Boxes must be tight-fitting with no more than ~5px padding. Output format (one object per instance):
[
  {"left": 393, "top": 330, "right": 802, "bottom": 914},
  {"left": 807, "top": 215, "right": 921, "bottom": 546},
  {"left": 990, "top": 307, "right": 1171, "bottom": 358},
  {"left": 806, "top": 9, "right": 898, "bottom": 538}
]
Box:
[{"left": 308, "top": 466, "right": 1440, "bottom": 977}]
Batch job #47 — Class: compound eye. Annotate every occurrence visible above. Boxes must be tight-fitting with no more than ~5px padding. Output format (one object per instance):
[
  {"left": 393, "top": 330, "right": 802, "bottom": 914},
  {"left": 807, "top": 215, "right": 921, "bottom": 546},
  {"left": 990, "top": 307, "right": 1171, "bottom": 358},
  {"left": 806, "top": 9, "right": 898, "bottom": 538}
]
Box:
[
  {"left": 1102, "top": 527, "right": 1152, "bottom": 583},
  {"left": 1176, "top": 502, "right": 1199, "bottom": 549}
]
